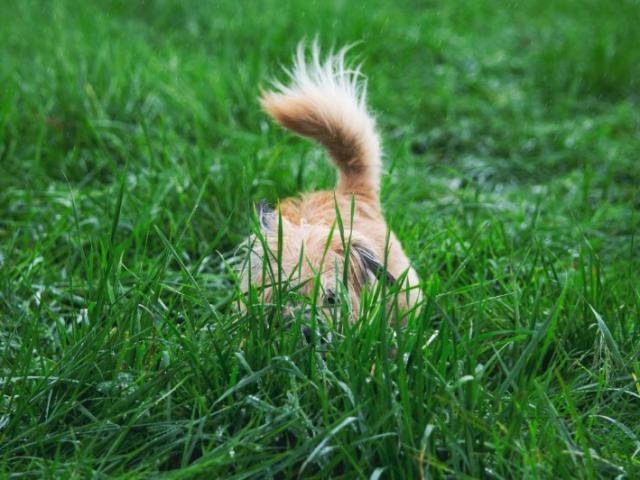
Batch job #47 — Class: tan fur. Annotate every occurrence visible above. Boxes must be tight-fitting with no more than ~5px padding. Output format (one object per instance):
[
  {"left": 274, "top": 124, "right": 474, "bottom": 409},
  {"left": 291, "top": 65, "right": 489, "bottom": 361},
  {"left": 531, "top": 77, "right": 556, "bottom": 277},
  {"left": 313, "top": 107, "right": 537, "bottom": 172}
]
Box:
[{"left": 242, "top": 44, "right": 421, "bottom": 321}]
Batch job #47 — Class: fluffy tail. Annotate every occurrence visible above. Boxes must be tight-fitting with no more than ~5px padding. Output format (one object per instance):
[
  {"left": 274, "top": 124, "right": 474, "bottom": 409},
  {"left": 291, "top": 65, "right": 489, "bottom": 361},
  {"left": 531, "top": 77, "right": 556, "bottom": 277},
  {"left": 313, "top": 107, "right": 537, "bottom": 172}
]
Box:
[{"left": 260, "top": 43, "right": 382, "bottom": 199}]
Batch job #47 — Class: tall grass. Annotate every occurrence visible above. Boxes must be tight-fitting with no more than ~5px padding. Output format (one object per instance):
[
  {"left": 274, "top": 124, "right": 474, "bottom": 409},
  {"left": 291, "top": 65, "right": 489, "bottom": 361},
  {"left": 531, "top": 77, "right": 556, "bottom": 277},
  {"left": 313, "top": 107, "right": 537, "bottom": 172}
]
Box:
[{"left": 1, "top": 0, "right": 639, "bottom": 477}]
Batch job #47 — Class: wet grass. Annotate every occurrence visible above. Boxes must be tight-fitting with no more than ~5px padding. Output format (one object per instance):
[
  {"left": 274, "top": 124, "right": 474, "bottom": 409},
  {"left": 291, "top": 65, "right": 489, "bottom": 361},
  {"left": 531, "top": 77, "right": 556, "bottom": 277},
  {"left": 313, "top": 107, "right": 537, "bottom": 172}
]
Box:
[{"left": 1, "top": 0, "right": 639, "bottom": 477}]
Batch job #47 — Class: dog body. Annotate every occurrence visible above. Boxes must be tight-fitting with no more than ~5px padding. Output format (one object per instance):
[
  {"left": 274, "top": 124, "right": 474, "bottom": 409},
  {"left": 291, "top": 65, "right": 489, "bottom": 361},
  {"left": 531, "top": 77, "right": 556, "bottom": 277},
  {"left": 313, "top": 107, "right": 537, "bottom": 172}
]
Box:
[{"left": 244, "top": 44, "right": 421, "bottom": 319}]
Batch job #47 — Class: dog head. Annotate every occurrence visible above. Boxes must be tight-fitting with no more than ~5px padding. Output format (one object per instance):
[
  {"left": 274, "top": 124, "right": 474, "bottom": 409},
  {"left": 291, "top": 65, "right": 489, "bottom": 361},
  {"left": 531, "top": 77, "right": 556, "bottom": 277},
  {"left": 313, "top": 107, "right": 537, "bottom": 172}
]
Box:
[{"left": 240, "top": 202, "right": 395, "bottom": 319}]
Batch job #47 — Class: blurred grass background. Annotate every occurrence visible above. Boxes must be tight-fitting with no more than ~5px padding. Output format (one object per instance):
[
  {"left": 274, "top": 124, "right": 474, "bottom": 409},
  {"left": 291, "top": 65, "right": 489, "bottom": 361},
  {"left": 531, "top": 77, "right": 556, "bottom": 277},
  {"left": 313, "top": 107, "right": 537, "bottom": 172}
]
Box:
[{"left": 1, "top": 0, "right": 639, "bottom": 478}]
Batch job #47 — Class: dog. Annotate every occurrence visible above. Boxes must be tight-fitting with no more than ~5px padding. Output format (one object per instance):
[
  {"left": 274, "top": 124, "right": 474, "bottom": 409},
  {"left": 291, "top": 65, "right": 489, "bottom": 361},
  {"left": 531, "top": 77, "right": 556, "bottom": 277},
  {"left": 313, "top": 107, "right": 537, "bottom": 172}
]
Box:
[{"left": 240, "top": 43, "right": 421, "bottom": 323}]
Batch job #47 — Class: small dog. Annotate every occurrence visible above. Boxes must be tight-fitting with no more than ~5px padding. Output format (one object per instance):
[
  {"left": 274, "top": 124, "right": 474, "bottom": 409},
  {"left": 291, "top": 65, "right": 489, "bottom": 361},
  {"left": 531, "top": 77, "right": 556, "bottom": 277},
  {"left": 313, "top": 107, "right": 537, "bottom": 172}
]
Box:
[{"left": 241, "top": 44, "right": 421, "bottom": 321}]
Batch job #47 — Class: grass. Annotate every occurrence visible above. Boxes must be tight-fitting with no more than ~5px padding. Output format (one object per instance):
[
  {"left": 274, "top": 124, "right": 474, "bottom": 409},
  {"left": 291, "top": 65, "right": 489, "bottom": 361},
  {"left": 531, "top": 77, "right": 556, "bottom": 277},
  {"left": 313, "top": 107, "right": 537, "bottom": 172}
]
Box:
[{"left": 1, "top": 0, "right": 639, "bottom": 477}]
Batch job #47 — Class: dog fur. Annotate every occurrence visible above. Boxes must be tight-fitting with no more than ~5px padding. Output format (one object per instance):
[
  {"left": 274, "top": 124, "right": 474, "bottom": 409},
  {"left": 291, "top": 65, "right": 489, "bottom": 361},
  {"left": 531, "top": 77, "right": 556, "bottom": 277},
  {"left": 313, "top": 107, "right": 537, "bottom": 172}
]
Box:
[{"left": 242, "top": 43, "right": 421, "bottom": 320}]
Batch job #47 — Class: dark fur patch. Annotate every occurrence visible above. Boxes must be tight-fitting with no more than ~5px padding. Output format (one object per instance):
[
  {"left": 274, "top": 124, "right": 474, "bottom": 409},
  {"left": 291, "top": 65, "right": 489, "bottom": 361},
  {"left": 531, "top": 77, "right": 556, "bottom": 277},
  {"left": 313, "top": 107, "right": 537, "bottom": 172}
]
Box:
[
  {"left": 257, "top": 200, "right": 273, "bottom": 231},
  {"left": 354, "top": 246, "right": 396, "bottom": 285}
]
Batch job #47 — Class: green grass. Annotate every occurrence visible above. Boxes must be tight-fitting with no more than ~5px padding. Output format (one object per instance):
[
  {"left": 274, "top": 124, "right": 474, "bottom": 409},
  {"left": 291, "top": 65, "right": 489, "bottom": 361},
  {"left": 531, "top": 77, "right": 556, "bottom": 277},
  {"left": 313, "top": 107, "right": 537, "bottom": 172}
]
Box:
[{"left": 1, "top": 0, "right": 640, "bottom": 477}]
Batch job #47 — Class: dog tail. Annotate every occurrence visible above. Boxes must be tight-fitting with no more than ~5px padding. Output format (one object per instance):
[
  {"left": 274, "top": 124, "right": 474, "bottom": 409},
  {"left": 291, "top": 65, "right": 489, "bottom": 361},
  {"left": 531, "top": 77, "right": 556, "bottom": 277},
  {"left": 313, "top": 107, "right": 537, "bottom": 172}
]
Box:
[{"left": 260, "top": 43, "right": 382, "bottom": 199}]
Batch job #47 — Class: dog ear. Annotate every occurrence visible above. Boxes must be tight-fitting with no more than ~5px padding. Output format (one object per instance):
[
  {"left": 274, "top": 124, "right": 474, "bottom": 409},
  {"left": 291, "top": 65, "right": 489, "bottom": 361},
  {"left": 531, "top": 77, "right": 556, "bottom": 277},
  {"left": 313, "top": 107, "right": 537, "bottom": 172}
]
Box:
[
  {"left": 353, "top": 245, "right": 396, "bottom": 285},
  {"left": 256, "top": 200, "right": 274, "bottom": 232}
]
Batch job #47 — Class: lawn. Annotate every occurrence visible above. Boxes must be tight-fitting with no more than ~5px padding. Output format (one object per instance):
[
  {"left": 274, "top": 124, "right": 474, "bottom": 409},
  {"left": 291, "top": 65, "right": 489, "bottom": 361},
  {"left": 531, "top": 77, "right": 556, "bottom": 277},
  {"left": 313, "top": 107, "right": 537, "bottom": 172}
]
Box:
[{"left": 1, "top": 0, "right": 639, "bottom": 478}]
